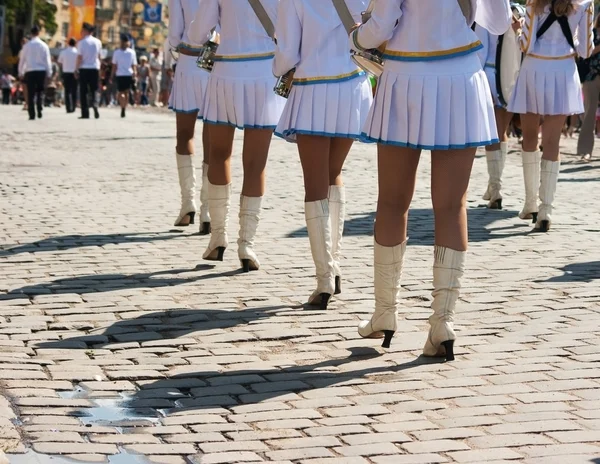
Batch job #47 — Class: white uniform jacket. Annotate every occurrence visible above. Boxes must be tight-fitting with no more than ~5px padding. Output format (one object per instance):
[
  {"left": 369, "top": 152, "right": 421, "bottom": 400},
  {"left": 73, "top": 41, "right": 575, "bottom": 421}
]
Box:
[
  {"left": 273, "top": 0, "right": 367, "bottom": 85},
  {"left": 351, "top": 0, "right": 511, "bottom": 62},
  {"left": 519, "top": 0, "right": 594, "bottom": 60},
  {"left": 168, "top": 0, "right": 205, "bottom": 53},
  {"left": 189, "top": 0, "right": 278, "bottom": 63}
]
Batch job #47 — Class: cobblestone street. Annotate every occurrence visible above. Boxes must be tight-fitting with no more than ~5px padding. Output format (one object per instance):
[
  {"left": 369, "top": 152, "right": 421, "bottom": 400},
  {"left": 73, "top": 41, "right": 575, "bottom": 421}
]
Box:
[{"left": 1, "top": 105, "right": 599, "bottom": 464}]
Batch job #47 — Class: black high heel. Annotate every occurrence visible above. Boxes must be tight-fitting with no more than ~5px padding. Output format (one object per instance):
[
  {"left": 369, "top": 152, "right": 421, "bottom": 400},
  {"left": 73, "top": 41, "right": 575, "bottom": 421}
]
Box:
[
  {"left": 205, "top": 246, "right": 226, "bottom": 262},
  {"left": 531, "top": 212, "right": 538, "bottom": 224},
  {"left": 382, "top": 330, "right": 395, "bottom": 348},
  {"left": 539, "top": 220, "right": 550, "bottom": 232},
  {"left": 199, "top": 222, "right": 211, "bottom": 235},
  {"left": 334, "top": 276, "right": 342, "bottom": 295},
  {"left": 489, "top": 199, "right": 502, "bottom": 210},
  {"left": 320, "top": 293, "right": 331, "bottom": 310},
  {"left": 241, "top": 259, "right": 258, "bottom": 273},
  {"left": 175, "top": 212, "right": 195, "bottom": 227},
  {"left": 442, "top": 340, "right": 455, "bottom": 362}
]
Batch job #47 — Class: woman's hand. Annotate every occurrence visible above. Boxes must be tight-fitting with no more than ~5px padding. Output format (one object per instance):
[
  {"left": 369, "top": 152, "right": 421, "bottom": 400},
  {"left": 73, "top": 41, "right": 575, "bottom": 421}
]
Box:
[{"left": 511, "top": 17, "right": 523, "bottom": 33}]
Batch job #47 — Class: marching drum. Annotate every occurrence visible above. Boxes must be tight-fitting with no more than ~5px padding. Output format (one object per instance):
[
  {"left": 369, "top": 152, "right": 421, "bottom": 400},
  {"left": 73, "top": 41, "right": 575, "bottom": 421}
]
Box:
[
  {"left": 496, "top": 3, "right": 526, "bottom": 107},
  {"left": 196, "top": 31, "right": 220, "bottom": 72}
]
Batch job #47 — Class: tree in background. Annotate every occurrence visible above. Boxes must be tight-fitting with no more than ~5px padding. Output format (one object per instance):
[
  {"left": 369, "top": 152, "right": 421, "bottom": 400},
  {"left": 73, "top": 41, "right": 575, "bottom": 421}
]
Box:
[{"left": 3, "top": 0, "right": 57, "bottom": 72}]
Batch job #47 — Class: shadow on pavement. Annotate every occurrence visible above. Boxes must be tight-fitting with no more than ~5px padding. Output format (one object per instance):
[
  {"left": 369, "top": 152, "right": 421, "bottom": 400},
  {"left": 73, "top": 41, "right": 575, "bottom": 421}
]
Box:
[
  {"left": 4, "top": 265, "right": 253, "bottom": 297},
  {"left": 287, "top": 208, "right": 529, "bottom": 244},
  {"left": 34, "top": 306, "right": 300, "bottom": 349},
  {"left": 0, "top": 231, "right": 186, "bottom": 257},
  {"left": 538, "top": 261, "right": 600, "bottom": 283}
]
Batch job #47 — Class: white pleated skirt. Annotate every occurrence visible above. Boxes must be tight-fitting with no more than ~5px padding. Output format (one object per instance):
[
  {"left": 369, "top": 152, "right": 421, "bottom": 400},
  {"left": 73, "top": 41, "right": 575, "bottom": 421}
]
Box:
[
  {"left": 275, "top": 74, "right": 373, "bottom": 143},
  {"left": 508, "top": 55, "right": 584, "bottom": 116},
  {"left": 362, "top": 52, "right": 498, "bottom": 150},
  {"left": 203, "top": 59, "right": 286, "bottom": 130},
  {"left": 168, "top": 55, "right": 209, "bottom": 118},
  {"left": 484, "top": 65, "right": 501, "bottom": 107}
]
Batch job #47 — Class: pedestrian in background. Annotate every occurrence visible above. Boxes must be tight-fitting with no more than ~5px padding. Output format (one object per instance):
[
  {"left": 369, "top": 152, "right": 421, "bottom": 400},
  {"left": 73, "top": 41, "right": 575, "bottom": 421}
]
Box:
[
  {"left": 149, "top": 47, "right": 162, "bottom": 106},
  {"left": 111, "top": 34, "right": 137, "bottom": 118},
  {"left": 58, "top": 38, "right": 79, "bottom": 113},
  {"left": 577, "top": 14, "right": 600, "bottom": 162},
  {"left": 76, "top": 23, "right": 102, "bottom": 119},
  {"left": 0, "top": 70, "right": 14, "bottom": 105},
  {"left": 137, "top": 56, "right": 150, "bottom": 106},
  {"left": 18, "top": 26, "right": 51, "bottom": 120}
]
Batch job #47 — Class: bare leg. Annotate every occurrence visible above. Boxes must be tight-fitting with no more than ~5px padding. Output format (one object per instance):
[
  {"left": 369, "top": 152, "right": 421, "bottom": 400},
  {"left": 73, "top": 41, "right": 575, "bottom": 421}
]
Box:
[
  {"left": 375, "top": 145, "right": 421, "bottom": 247},
  {"left": 540, "top": 115, "right": 567, "bottom": 162},
  {"left": 241, "top": 128, "right": 274, "bottom": 197},
  {"left": 431, "top": 148, "right": 477, "bottom": 251},
  {"left": 207, "top": 124, "right": 236, "bottom": 186},
  {"left": 328, "top": 138, "right": 354, "bottom": 186},
  {"left": 297, "top": 135, "right": 331, "bottom": 201}
]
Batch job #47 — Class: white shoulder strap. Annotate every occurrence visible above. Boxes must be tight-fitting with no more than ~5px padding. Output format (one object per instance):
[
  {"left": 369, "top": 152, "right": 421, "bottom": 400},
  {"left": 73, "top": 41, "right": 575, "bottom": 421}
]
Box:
[
  {"left": 247, "top": 0, "right": 276, "bottom": 40},
  {"left": 331, "top": 0, "right": 356, "bottom": 34}
]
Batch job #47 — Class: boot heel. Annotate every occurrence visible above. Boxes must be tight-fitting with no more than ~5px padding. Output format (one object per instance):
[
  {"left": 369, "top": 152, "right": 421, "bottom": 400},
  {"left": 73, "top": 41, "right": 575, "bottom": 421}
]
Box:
[
  {"left": 489, "top": 199, "right": 502, "bottom": 210},
  {"left": 205, "top": 246, "right": 226, "bottom": 262},
  {"left": 442, "top": 340, "right": 455, "bottom": 362},
  {"left": 531, "top": 212, "right": 538, "bottom": 224},
  {"left": 539, "top": 220, "right": 550, "bottom": 232},
  {"left": 382, "top": 330, "right": 395, "bottom": 349},
  {"left": 200, "top": 222, "right": 211, "bottom": 235},
  {"left": 334, "top": 276, "right": 342, "bottom": 295},
  {"left": 241, "top": 259, "right": 250, "bottom": 273},
  {"left": 320, "top": 293, "right": 331, "bottom": 310},
  {"left": 175, "top": 212, "right": 195, "bottom": 227}
]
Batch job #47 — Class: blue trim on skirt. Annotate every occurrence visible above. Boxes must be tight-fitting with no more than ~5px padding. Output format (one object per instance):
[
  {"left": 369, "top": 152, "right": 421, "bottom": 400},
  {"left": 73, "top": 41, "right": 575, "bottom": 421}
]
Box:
[
  {"left": 204, "top": 119, "right": 277, "bottom": 131},
  {"left": 168, "top": 106, "right": 203, "bottom": 119},
  {"left": 360, "top": 133, "right": 500, "bottom": 150},
  {"left": 275, "top": 128, "right": 364, "bottom": 141}
]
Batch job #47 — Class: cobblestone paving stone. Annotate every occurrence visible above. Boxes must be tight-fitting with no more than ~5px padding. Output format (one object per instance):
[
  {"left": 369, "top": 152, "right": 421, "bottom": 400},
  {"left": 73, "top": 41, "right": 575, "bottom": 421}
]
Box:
[{"left": 0, "top": 106, "right": 599, "bottom": 463}]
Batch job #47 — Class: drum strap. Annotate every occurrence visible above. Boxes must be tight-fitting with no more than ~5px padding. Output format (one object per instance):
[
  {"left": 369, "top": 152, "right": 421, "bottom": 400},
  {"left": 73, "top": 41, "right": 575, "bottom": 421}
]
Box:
[
  {"left": 331, "top": 0, "right": 356, "bottom": 34},
  {"left": 247, "top": 0, "right": 276, "bottom": 41}
]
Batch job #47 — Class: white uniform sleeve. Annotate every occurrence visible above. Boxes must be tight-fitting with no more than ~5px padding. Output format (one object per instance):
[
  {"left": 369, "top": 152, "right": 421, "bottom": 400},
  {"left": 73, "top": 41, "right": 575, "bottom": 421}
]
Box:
[
  {"left": 519, "top": 0, "right": 536, "bottom": 55},
  {"left": 273, "top": 0, "right": 301, "bottom": 77},
  {"left": 58, "top": 51, "right": 64, "bottom": 65},
  {"left": 168, "top": 0, "right": 185, "bottom": 49},
  {"left": 188, "top": 0, "right": 218, "bottom": 46},
  {"left": 350, "top": 0, "right": 403, "bottom": 52},
  {"left": 475, "top": 0, "right": 511, "bottom": 36},
  {"left": 577, "top": 0, "right": 594, "bottom": 59}
]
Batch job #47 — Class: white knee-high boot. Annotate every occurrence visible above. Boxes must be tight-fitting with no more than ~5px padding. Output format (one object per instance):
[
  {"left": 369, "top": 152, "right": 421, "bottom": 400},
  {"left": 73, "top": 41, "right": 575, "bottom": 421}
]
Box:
[
  {"left": 203, "top": 182, "right": 231, "bottom": 261},
  {"left": 358, "top": 239, "right": 406, "bottom": 348},
  {"left": 482, "top": 142, "right": 507, "bottom": 202},
  {"left": 238, "top": 195, "right": 262, "bottom": 272},
  {"left": 423, "top": 246, "right": 465, "bottom": 362},
  {"left": 199, "top": 162, "right": 211, "bottom": 235},
  {"left": 536, "top": 159, "right": 560, "bottom": 232},
  {"left": 305, "top": 200, "right": 335, "bottom": 310},
  {"left": 329, "top": 185, "right": 346, "bottom": 295},
  {"left": 485, "top": 150, "right": 504, "bottom": 209},
  {"left": 519, "top": 150, "right": 542, "bottom": 222},
  {"left": 174, "top": 154, "right": 197, "bottom": 226}
]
